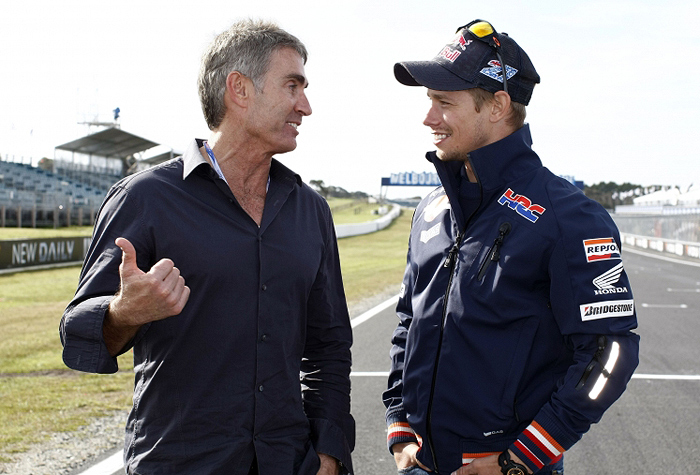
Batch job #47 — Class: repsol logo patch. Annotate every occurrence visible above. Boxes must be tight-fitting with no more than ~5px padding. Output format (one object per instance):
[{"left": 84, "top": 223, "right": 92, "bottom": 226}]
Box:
[
  {"left": 580, "top": 300, "right": 634, "bottom": 321},
  {"left": 583, "top": 237, "right": 621, "bottom": 263}
]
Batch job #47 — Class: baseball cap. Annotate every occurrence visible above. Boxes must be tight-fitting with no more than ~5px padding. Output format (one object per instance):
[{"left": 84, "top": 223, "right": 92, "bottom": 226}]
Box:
[{"left": 394, "top": 20, "right": 540, "bottom": 105}]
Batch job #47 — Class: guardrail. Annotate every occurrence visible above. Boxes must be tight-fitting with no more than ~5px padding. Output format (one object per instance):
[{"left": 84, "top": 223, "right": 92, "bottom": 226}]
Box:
[
  {"left": 620, "top": 232, "right": 700, "bottom": 261},
  {"left": 612, "top": 212, "right": 700, "bottom": 261},
  {"left": 335, "top": 204, "right": 401, "bottom": 238},
  {"left": 612, "top": 212, "right": 699, "bottom": 242}
]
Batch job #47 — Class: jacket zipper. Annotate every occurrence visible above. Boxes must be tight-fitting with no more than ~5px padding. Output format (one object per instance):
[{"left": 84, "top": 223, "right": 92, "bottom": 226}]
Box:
[
  {"left": 477, "top": 222, "right": 512, "bottom": 280},
  {"left": 425, "top": 229, "right": 464, "bottom": 472},
  {"left": 575, "top": 335, "right": 608, "bottom": 389},
  {"left": 425, "top": 156, "right": 481, "bottom": 473},
  {"left": 443, "top": 232, "right": 464, "bottom": 269}
]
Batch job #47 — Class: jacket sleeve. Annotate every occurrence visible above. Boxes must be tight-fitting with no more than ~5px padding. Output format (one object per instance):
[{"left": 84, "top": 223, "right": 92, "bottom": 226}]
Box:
[
  {"left": 382, "top": 214, "right": 420, "bottom": 453},
  {"left": 301, "top": 211, "right": 355, "bottom": 474},
  {"left": 509, "top": 198, "right": 640, "bottom": 473},
  {"left": 59, "top": 184, "right": 152, "bottom": 374}
]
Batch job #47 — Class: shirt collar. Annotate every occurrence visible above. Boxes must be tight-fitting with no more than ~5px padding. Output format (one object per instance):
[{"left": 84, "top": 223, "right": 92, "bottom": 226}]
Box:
[
  {"left": 182, "top": 138, "right": 303, "bottom": 188},
  {"left": 182, "top": 138, "right": 210, "bottom": 179}
]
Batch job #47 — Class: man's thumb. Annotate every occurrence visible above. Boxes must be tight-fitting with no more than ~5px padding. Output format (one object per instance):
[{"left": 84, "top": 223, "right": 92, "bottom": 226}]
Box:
[{"left": 115, "top": 237, "right": 138, "bottom": 272}]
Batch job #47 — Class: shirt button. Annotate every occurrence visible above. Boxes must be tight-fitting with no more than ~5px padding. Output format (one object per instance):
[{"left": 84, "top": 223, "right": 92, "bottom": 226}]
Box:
[
  {"left": 258, "top": 385, "right": 264, "bottom": 392},
  {"left": 261, "top": 284, "right": 267, "bottom": 291},
  {"left": 260, "top": 334, "right": 268, "bottom": 342}
]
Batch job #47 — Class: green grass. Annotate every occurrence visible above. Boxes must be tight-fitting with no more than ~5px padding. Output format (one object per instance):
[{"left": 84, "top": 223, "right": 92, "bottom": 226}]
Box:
[
  {"left": 337, "top": 210, "right": 410, "bottom": 302},
  {"left": 332, "top": 201, "right": 386, "bottom": 224},
  {"left": 326, "top": 197, "right": 355, "bottom": 209},
  {"left": 0, "top": 371, "right": 133, "bottom": 458},
  {"left": 0, "top": 265, "right": 134, "bottom": 458},
  {"left": 0, "top": 226, "right": 94, "bottom": 240},
  {"left": 0, "top": 268, "right": 81, "bottom": 374},
  {"left": 0, "top": 209, "right": 412, "bottom": 462}
]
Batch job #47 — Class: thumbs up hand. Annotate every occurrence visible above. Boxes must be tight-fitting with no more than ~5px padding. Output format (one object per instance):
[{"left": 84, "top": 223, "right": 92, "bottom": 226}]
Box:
[
  {"left": 111, "top": 236, "right": 190, "bottom": 326},
  {"left": 103, "top": 237, "right": 190, "bottom": 355}
]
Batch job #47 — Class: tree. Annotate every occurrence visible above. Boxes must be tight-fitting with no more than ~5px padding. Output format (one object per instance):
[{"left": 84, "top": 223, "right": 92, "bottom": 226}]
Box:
[
  {"left": 583, "top": 181, "right": 646, "bottom": 209},
  {"left": 309, "top": 179, "right": 328, "bottom": 198}
]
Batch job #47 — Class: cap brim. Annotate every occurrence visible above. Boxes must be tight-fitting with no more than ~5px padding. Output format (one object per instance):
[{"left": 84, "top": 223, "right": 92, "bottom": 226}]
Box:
[{"left": 394, "top": 61, "right": 476, "bottom": 91}]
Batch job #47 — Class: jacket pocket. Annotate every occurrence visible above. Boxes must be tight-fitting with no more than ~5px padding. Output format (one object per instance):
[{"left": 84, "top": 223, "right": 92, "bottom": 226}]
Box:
[
  {"left": 477, "top": 222, "right": 512, "bottom": 281},
  {"left": 499, "top": 317, "right": 540, "bottom": 420}
]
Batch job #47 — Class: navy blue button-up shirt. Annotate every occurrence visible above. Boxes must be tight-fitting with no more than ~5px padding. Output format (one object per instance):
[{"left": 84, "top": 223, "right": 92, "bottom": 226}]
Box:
[{"left": 60, "top": 139, "right": 355, "bottom": 474}]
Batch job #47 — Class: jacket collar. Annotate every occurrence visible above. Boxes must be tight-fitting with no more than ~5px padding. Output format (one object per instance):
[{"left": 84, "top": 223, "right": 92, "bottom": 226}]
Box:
[{"left": 426, "top": 124, "right": 542, "bottom": 229}]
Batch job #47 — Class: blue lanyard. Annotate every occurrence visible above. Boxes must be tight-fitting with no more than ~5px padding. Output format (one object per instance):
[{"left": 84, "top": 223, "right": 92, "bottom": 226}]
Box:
[
  {"left": 203, "top": 141, "right": 271, "bottom": 191},
  {"left": 204, "top": 141, "right": 228, "bottom": 185}
]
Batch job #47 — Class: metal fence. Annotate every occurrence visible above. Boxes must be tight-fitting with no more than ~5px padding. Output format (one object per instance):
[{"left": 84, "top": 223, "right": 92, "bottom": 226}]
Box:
[
  {"left": 612, "top": 212, "right": 700, "bottom": 261},
  {"left": 0, "top": 205, "right": 98, "bottom": 228},
  {"left": 612, "top": 213, "right": 700, "bottom": 243}
]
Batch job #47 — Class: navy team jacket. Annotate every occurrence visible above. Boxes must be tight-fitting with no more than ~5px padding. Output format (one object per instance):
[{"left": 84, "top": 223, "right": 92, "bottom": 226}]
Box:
[{"left": 383, "top": 125, "right": 640, "bottom": 474}]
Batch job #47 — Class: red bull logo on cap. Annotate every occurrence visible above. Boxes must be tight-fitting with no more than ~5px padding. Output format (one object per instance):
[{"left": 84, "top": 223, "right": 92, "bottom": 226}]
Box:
[
  {"left": 438, "top": 46, "right": 461, "bottom": 63},
  {"left": 450, "top": 33, "right": 473, "bottom": 51}
]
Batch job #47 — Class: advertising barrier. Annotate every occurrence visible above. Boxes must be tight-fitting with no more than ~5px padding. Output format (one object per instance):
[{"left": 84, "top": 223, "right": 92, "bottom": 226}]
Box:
[
  {"left": 0, "top": 206, "right": 403, "bottom": 274},
  {"left": 0, "top": 236, "right": 92, "bottom": 274},
  {"left": 620, "top": 233, "right": 700, "bottom": 261}
]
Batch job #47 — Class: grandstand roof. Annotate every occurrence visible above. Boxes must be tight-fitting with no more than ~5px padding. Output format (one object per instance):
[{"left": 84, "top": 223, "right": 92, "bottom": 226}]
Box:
[
  {"left": 55, "top": 127, "right": 158, "bottom": 159},
  {"left": 140, "top": 150, "right": 180, "bottom": 165}
]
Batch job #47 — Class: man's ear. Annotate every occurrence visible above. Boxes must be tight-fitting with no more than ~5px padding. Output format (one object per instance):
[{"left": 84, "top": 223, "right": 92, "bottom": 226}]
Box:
[
  {"left": 226, "top": 71, "right": 253, "bottom": 108},
  {"left": 490, "top": 90, "right": 512, "bottom": 123}
]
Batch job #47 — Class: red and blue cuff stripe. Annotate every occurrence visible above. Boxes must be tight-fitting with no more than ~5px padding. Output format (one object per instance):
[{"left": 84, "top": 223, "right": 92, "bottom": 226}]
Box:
[
  {"left": 387, "top": 421, "right": 419, "bottom": 452},
  {"left": 511, "top": 421, "right": 565, "bottom": 473}
]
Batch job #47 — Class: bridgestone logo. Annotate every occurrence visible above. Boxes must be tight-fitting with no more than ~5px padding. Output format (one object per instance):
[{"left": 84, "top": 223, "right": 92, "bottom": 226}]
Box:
[{"left": 580, "top": 300, "right": 634, "bottom": 321}]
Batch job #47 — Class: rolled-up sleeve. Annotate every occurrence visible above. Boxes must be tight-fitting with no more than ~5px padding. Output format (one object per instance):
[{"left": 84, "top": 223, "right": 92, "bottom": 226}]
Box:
[{"left": 59, "top": 184, "right": 149, "bottom": 374}]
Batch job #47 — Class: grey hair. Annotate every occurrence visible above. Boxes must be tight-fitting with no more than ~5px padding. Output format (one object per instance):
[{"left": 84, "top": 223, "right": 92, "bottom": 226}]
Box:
[{"left": 197, "top": 19, "right": 308, "bottom": 130}]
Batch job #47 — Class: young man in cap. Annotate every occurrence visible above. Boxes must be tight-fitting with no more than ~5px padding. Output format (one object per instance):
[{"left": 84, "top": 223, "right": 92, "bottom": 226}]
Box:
[
  {"left": 61, "top": 19, "right": 354, "bottom": 474},
  {"left": 383, "top": 20, "right": 639, "bottom": 475}
]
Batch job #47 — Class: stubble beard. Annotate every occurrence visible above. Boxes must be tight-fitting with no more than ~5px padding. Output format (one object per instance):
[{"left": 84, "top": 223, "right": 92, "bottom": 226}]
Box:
[{"left": 436, "top": 148, "right": 469, "bottom": 163}]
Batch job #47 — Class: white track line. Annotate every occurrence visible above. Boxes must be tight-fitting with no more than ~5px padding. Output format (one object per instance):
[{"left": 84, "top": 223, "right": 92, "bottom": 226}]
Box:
[
  {"left": 632, "top": 373, "right": 700, "bottom": 381},
  {"left": 76, "top": 450, "right": 122, "bottom": 475},
  {"left": 350, "top": 294, "right": 399, "bottom": 328},
  {"left": 350, "top": 371, "right": 700, "bottom": 380},
  {"left": 624, "top": 247, "right": 700, "bottom": 267}
]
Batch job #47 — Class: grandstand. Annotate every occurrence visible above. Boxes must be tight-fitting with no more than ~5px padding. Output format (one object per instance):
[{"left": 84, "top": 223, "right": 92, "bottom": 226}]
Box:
[{"left": 1, "top": 127, "right": 178, "bottom": 228}]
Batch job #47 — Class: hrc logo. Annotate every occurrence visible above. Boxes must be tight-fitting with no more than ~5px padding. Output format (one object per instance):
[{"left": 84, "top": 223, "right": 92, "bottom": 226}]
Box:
[{"left": 497, "top": 188, "right": 545, "bottom": 223}]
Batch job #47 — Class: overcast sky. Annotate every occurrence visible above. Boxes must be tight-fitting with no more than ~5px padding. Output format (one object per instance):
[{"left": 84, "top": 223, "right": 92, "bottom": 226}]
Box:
[{"left": 1, "top": 0, "right": 698, "bottom": 198}]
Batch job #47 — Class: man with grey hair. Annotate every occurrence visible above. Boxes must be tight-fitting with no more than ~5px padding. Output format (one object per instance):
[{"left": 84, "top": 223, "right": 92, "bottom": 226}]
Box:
[{"left": 60, "top": 19, "right": 354, "bottom": 474}]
